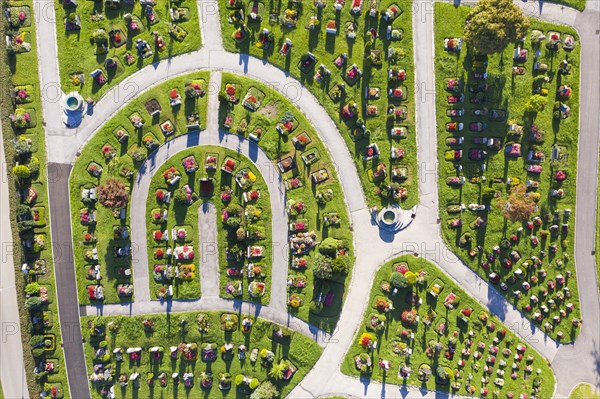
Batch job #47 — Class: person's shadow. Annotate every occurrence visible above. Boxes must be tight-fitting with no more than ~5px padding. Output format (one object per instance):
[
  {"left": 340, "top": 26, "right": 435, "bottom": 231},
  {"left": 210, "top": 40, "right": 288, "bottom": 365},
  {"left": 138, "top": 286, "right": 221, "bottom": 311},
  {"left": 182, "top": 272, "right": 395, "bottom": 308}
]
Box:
[
  {"left": 239, "top": 53, "right": 249, "bottom": 73},
  {"left": 360, "top": 374, "right": 371, "bottom": 395}
]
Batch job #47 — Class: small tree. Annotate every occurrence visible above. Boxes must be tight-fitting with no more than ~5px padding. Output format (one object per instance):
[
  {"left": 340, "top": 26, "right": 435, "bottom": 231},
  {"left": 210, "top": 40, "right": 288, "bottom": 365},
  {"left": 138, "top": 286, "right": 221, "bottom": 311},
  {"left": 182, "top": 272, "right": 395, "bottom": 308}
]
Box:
[
  {"left": 496, "top": 184, "right": 536, "bottom": 222},
  {"left": 405, "top": 271, "right": 417, "bottom": 286},
  {"left": 25, "top": 296, "right": 43, "bottom": 310},
  {"left": 97, "top": 179, "right": 129, "bottom": 209},
  {"left": 236, "top": 227, "right": 245, "bottom": 241},
  {"left": 332, "top": 256, "right": 349, "bottom": 274},
  {"left": 390, "top": 272, "right": 408, "bottom": 289},
  {"left": 524, "top": 94, "right": 548, "bottom": 113},
  {"left": 25, "top": 282, "right": 41, "bottom": 295},
  {"left": 319, "top": 237, "right": 340, "bottom": 255},
  {"left": 12, "top": 164, "right": 31, "bottom": 180},
  {"left": 464, "top": 0, "right": 530, "bottom": 54},
  {"left": 313, "top": 254, "right": 333, "bottom": 280}
]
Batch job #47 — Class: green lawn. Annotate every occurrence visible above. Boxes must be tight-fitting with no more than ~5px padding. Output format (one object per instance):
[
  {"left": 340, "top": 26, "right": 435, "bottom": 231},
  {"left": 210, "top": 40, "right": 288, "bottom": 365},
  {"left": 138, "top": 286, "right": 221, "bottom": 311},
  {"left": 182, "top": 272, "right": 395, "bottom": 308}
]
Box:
[
  {"left": 219, "top": 73, "right": 354, "bottom": 332},
  {"left": 544, "top": 0, "right": 586, "bottom": 11},
  {"left": 597, "top": 159, "right": 600, "bottom": 291},
  {"left": 434, "top": 3, "right": 581, "bottom": 341},
  {"left": 2, "top": 0, "right": 71, "bottom": 396},
  {"left": 145, "top": 146, "right": 273, "bottom": 303},
  {"left": 569, "top": 383, "right": 600, "bottom": 399},
  {"left": 69, "top": 72, "right": 209, "bottom": 304},
  {"left": 341, "top": 255, "right": 556, "bottom": 399},
  {"left": 219, "top": 0, "right": 418, "bottom": 209},
  {"left": 54, "top": 0, "right": 202, "bottom": 100},
  {"left": 81, "top": 312, "right": 323, "bottom": 398}
]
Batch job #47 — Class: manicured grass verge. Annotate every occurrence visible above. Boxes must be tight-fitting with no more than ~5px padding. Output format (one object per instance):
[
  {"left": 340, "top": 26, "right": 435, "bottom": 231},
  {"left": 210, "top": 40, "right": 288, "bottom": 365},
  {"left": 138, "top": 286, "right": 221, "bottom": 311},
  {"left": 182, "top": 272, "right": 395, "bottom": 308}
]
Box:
[
  {"left": 569, "top": 383, "right": 600, "bottom": 399},
  {"left": 434, "top": 3, "right": 581, "bottom": 340},
  {"left": 81, "top": 312, "right": 322, "bottom": 398},
  {"left": 54, "top": 0, "right": 201, "bottom": 100},
  {"left": 145, "top": 146, "right": 273, "bottom": 303},
  {"left": 597, "top": 159, "right": 600, "bottom": 291},
  {"left": 544, "top": 0, "right": 585, "bottom": 11},
  {"left": 1, "top": 0, "right": 70, "bottom": 396},
  {"left": 219, "top": 0, "right": 418, "bottom": 209},
  {"left": 342, "top": 255, "right": 556, "bottom": 398},
  {"left": 70, "top": 72, "right": 209, "bottom": 304},
  {"left": 219, "top": 73, "right": 354, "bottom": 332}
]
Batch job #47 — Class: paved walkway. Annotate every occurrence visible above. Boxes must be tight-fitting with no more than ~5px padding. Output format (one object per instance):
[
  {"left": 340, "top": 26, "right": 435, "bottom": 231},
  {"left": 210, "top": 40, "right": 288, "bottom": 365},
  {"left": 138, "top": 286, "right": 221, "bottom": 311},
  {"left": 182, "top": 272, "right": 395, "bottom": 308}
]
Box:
[
  {"left": 438, "top": 1, "right": 600, "bottom": 394},
  {"left": 198, "top": 202, "right": 219, "bottom": 297},
  {"left": 30, "top": 0, "right": 599, "bottom": 397},
  {"left": 127, "top": 71, "right": 290, "bottom": 310},
  {"left": 0, "top": 119, "right": 30, "bottom": 399},
  {"left": 127, "top": 129, "right": 292, "bottom": 309}
]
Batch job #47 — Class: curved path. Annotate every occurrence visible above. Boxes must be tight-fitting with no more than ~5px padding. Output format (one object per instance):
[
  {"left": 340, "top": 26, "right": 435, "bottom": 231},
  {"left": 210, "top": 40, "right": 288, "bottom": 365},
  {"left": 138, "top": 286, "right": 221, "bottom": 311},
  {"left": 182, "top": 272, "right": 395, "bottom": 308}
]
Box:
[{"left": 31, "top": 0, "right": 599, "bottom": 398}]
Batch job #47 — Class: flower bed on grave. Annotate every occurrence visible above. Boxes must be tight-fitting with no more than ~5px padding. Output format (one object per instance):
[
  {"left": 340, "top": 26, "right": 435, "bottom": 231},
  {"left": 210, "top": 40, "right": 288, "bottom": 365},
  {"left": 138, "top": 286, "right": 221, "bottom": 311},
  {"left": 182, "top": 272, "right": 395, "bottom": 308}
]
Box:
[{"left": 342, "top": 255, "right": 556, "bottom": 398}]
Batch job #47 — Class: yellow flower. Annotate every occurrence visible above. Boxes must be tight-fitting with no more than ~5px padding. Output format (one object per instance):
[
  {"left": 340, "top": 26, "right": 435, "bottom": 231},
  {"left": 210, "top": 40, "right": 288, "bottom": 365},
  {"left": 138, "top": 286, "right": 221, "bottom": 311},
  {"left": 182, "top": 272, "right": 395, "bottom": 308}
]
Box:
[{"left": 247, "top": 171, "right": 256, "bottom": 182}]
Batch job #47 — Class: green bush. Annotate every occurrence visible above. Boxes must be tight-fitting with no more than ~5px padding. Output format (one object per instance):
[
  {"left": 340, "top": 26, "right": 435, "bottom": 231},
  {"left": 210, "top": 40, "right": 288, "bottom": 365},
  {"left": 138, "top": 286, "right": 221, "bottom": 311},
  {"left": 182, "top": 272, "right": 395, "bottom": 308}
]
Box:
[
  {"left": 25, "top": 296, "right": 43, "bottom": 310},
  {"left": 236, "top": 227, "right": 246, "bottom": 241},
  {"left": 91, "top": 29, "right": 109, "bottom": 44},
  {"left": 173, "top": 188, "right": 189, "bottom": 203},
  {"left": 25, "top": 282, "right": 41, "bottom": 295},
  {"left": 226, "top": 204, "right": 243, "bottom": 216},
  {"left": 313, "top": 254, "right": 333, "bottom": 280},
  {"left": 225, "top": 216, "right": 241, "bottom": 229},
  {"left": 249, "top": 378, "right": 260, "bottom": 390},
  {"left": 16, "top": 204, "right": 31, "bottom": 217},
  {"left": 481, "top": 187, "right": 497, "bottom": 200},
  {"left": 18, "top": 220, "right": 36, "bottom": 233},
  {"left": 250, "top": 381, "right": 279, "bottom": 399},
  {"left": 390, "top": 272, "right": 408, "bottom": 289},
  {"left": 235, "top": 374, "right": 244, "bottom": 385},
  {"left": 28, "top": 156, "right": 40, "bottom": 175},
  {"left": 319, "top": 237, "right": 340, "bottom": 255},
  {"left": 14, "top": 139, "right": 33, "bottom": 156},
  {"left": 332, "top": 256, "right": 349, "bottom": 274},
  {"left": 12, "top": 164, "right": 31, "bottom": 179}
]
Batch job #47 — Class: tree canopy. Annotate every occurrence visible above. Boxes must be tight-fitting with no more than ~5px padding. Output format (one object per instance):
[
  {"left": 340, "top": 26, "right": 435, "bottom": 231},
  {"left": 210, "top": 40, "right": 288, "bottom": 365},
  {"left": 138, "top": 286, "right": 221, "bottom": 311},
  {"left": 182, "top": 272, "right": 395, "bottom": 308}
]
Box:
[
  {"left": 524, "top": 94, "right": 548, "bottom": 113},
  {"left": 496, "top": 184, "right": 537, "bottom": 222},
  {"left": 97, "top": 179, "right": 129, "bottom": 209},
  {"left": 464, "top": 0, "right": 530, "bottom": 54}
]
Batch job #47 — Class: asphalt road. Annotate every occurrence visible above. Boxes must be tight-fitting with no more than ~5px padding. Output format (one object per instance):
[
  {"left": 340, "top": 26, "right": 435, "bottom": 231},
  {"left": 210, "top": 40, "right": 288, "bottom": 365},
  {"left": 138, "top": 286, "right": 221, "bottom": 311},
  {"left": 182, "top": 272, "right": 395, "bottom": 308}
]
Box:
[{"left": 47, "top": 163, "right": 92, "bottom": 399}]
